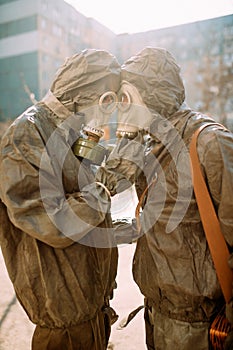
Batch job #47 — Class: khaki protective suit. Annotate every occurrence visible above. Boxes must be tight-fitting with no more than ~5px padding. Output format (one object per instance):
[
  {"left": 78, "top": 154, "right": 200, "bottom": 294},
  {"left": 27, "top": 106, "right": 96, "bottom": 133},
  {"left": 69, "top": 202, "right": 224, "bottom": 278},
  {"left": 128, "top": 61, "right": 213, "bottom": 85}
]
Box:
[
  {"left": 0, "top": 49, "right": 120, "bottom": 350},
  {"left": 121, "top": 47, "right": 233, "bottom": 349}
]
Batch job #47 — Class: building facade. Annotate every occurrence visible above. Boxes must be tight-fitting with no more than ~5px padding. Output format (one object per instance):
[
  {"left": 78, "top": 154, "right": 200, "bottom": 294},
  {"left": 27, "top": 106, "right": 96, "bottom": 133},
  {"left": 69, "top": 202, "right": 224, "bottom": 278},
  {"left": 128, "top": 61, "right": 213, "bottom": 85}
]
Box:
[
  {"left": 115, "top": 14, "right": 233, "bottom": 127},
  {"left": 0, "top": 0, "right": 116, "bottom": 120},
  {"left": 0, "top": 0, "right": 232, "bottom": 128}
]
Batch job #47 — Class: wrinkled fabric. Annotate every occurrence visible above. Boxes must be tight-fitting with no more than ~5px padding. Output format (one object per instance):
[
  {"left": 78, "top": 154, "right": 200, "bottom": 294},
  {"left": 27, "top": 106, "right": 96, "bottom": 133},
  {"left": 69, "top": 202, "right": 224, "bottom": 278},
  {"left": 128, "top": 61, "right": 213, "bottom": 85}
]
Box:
[
  {"left": 145, "top": 304, "right": 210, "bottom": 350},
  {"left": 224, "top": 331, "right": 233, "bottom": 350},
  {"left": 0, "top": 49, "right": 120, "bottom": 333},
  {"left": 121, "top": 47, "right": 233, "bottom": 349},
  {"left": 50, "top": 49, "right": 120, "bottom": 111},
  {"left": 31, "top": 308, "right": 110, "bottom": 350},
  {"left": 95, "top": 132, "right": 145, "bottom": 196},
  {"left": 121, "top": 47, "right": 185, "bottom": 117}
]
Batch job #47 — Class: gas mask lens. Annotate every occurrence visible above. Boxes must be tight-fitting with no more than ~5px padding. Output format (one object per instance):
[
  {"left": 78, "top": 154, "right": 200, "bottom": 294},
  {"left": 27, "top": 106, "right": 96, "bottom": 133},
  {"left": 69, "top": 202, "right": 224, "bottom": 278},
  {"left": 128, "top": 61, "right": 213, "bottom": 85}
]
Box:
[
  {"left": 118, "top": 91, "right": 131, "bottom": 112},
  {"left": 99, "top": 91, "right": 118, "bottom": 114}
]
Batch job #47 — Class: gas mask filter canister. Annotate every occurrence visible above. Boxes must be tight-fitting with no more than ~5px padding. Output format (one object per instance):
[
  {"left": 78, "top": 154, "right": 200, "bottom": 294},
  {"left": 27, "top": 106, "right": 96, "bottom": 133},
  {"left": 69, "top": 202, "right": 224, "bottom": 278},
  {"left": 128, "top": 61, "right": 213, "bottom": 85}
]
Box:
[{"left": 72, "top": 91, "right": 118, "bottom": 165}]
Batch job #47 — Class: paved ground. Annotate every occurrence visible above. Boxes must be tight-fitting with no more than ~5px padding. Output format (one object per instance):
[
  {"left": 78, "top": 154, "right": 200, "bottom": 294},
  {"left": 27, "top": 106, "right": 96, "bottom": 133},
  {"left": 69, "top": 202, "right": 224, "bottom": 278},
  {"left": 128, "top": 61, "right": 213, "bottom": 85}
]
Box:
[
  {"left": 109, "top": 243, "right": 146, "bottom": 350},
  {"left": 0, "top": 187, "right": 147, "bottom": 349},
  {"left": 0, "top": 251, "right": 35, "bottom": 350}
]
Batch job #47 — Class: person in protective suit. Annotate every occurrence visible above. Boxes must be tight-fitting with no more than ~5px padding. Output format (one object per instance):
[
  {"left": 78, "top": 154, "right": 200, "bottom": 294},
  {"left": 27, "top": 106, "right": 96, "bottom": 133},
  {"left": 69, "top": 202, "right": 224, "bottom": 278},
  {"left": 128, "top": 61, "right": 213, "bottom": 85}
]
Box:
[
  {"left": 97, "top": 47, "right": 233, "bottom": 349},
  {"left": 0, "top": 48, "right": 121, "bottom": 350}
]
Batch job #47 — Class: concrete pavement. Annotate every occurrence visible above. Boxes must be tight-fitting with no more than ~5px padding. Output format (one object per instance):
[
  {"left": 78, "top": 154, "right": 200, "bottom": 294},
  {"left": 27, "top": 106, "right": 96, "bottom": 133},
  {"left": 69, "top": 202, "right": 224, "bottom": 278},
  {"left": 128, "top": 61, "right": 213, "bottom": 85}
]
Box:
[{"left": 0, "top": 251, "right": 35, "bottom": 350}]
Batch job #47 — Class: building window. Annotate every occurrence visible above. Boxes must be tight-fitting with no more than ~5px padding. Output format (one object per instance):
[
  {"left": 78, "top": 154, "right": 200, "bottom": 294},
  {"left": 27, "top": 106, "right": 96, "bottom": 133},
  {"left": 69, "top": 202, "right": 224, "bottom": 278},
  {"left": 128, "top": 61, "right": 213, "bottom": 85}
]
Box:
[
  {"left": 42, "top": 37, "right": 49, "bottom": 47},
  {"left": 52, "top": 24, "right": 62, "bottom": 37},
  {"left": 41, "top": 18, "right": 47, "bottom": 30},
  {"left": 54, "top": 59, "right": 63, "bottom": 69},
  {"left": 42, "top": 54, "right": 49, "bottom": 63},
  {"left": 224, "top": 25, "right": 233, "bottom": 38}
]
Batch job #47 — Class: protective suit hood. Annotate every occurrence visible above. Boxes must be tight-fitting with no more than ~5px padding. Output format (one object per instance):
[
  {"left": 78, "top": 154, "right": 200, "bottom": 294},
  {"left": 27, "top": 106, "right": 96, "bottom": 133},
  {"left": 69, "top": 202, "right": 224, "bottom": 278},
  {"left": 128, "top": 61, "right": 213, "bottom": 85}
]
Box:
[
  {"left": 121, "top": 47, "right": 185, "bottom": 119},
  {"left": 46, "top": 49, "right": 121, "bottom": 114}
]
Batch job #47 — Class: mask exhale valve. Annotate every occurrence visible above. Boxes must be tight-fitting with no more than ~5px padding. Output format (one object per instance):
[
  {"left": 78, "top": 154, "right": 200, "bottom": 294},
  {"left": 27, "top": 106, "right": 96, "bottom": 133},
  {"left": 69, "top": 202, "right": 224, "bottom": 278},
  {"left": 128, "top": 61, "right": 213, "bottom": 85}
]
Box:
[{"left": 72, "top": 125, "right": 106, "bottom": 165}]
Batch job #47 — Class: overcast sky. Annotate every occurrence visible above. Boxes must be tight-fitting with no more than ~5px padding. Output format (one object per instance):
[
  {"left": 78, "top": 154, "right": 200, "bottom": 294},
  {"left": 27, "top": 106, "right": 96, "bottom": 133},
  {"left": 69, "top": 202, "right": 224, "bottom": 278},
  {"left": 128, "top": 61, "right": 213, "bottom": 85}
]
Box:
[{"left": 65, "top": 0, "right": 233, "bottom": 34}]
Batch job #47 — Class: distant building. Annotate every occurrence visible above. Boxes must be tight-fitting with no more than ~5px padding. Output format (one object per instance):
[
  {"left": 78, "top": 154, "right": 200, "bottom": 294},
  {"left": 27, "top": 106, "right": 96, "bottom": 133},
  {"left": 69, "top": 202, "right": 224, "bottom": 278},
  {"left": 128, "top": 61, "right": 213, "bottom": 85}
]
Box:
[
  {"left": 0, "top": 0, "right": 115, "bottom": 120},
  {"left": 116, "top": 14, "right": 233, "bottom": 127},
  {"left": 0, "top": 0, "right": 232, "bottom": 128}
]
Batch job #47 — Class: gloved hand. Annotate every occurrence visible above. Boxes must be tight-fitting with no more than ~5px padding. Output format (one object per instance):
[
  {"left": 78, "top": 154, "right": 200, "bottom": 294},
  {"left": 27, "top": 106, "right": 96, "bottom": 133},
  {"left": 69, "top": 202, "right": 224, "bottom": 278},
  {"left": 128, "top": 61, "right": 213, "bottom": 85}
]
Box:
[{"left": 95, "top": 132, "right": 145, "bottom": 196}]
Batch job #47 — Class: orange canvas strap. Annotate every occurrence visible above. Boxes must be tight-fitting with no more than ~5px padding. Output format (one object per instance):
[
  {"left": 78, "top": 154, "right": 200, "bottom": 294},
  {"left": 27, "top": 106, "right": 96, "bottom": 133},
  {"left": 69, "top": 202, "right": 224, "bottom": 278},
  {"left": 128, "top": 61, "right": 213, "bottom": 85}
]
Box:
[{"left": 189, "top": 123, "right": 233, "bottom": 303}]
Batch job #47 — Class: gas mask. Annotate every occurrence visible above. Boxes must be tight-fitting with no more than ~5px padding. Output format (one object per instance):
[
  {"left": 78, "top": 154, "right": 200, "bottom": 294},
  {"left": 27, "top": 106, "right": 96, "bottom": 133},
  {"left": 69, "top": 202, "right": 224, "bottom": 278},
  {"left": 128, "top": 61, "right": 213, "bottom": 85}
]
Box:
[
  {"left": 72, "top": 91, "right": 118, "bottom": 165},
  {"left": 116, "top": 81, "right": 154, "bottom": 139}
]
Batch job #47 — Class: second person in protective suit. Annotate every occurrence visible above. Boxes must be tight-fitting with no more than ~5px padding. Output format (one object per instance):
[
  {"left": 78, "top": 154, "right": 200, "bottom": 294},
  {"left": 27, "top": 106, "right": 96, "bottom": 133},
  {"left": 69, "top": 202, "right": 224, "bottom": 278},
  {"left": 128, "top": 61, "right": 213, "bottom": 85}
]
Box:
[{"left": 97, "top": 47, "right": 233, "bottom": 349}]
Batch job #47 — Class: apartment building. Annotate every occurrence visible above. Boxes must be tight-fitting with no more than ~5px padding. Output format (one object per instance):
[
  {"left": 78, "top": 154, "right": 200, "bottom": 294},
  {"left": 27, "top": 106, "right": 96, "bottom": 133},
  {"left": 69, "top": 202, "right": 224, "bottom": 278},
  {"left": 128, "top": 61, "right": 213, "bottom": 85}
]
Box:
[
  {"left": 116, "top": 14, "right": 233, "bottom": 126},
  {"left": 0, "top": 0, "right": 116, "bottom": 120}
]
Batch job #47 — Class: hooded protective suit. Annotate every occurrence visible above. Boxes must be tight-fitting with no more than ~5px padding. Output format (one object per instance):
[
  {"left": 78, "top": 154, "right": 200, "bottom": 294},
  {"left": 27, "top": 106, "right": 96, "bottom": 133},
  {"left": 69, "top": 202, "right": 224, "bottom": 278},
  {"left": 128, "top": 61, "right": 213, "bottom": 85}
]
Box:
[
  {"left": 0, "top": 49, "right": 120, "bottom": 349},
  {"left": 120, "top": 47, "right": 233, "bottom": 349}
]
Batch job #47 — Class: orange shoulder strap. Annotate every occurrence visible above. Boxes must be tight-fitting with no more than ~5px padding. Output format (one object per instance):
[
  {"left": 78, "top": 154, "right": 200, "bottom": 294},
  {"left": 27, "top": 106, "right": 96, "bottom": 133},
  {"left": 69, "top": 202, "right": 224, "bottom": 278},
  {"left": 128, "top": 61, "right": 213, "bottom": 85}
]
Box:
[{"left": 189, "top": 123, "right": 233, "bottom": 303}]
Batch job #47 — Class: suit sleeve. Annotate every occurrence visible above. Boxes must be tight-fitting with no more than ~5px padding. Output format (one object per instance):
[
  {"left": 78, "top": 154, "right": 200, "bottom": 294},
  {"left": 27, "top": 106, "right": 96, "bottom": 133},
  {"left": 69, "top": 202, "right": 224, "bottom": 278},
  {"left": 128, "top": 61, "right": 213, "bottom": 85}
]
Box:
[{"left": 0, "top": 119, "right": 110, "bottom": 248}]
